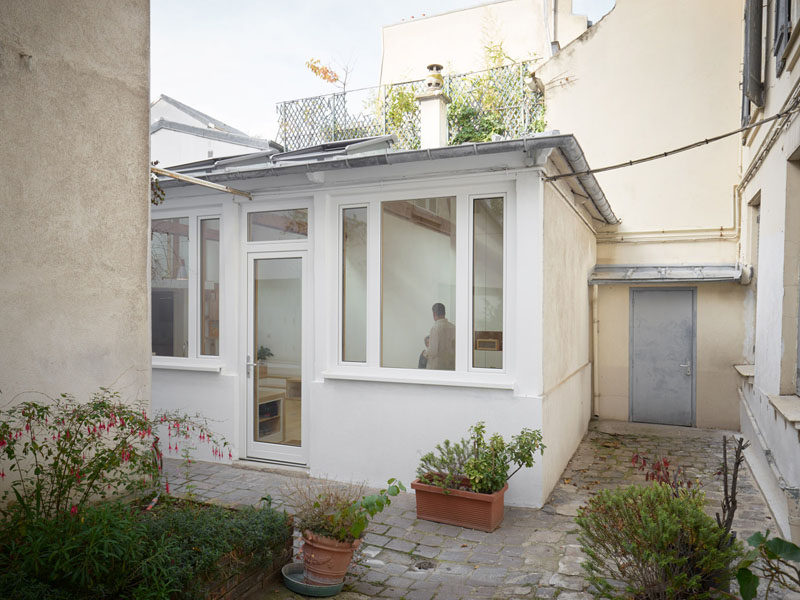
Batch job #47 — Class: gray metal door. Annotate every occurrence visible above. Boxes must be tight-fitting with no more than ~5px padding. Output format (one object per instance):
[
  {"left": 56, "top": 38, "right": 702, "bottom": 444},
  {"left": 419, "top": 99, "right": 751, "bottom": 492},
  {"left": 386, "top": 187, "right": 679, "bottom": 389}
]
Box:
[{"left": 630, "top": 289, "right": 695, "bottom": 426}]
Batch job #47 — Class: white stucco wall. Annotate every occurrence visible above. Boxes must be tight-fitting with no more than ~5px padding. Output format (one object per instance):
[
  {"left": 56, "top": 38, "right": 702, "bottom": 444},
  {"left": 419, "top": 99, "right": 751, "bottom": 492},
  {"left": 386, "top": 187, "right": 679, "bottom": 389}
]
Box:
[
  {"left": 150, "top": 128, "right": 265, "bottom": 168},
  {"left": 0, "top": 1, "right": 151, "bottom": 404},
  {"left": 737, "top": 5, "right": 800, "bottom": 540},
  {"left": 380, "top": 0, "right": 587, "bottom": 85},
  {"left": 151, "top": 148, "right": 597, "bottom": 507}
]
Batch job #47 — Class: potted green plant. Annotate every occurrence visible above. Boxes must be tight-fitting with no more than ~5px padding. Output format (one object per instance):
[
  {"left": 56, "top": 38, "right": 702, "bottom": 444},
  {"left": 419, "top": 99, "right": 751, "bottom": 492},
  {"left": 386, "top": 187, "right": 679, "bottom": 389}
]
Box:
[
  {"left": 257, "top": 345, "right": 273, "bottom": 364},
  {"left": 412, "top": 421, "right": 544, "bottom": 531},
  {"left": 289, "top": 478, "right": 405, "bottom": 587},
  {"left": 256, "top": 345, "right": 273, "bottom": 378}
]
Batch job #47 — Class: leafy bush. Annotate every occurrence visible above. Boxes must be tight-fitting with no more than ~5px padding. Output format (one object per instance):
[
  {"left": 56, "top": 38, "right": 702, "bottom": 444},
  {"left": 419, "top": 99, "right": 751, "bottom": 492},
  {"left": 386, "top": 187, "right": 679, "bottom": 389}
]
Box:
[
  {"left": 0, "top": 389, "right": 227, "bottom": 522},
  {"left": 289, "top": 478, "right": 404, "bottom": 542},
  {"left": 0, "top": 498, "right": 290, "bottom": 600},
  {"left": 737, "top": 531, "right": 800, "bottom": 599},
  {"left": 417, "top": 421, "right": 544, "bottom": 494},
  {"left": 576, "top": 484, "right": 743, "bottom": 599}
]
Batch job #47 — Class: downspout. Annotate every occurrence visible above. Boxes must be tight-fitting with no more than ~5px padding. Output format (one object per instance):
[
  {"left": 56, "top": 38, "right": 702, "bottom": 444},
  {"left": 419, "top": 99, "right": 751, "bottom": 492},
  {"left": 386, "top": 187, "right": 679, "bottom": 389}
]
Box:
[{"left": 592, "top": 284, "right": 600, "bottom": 417}]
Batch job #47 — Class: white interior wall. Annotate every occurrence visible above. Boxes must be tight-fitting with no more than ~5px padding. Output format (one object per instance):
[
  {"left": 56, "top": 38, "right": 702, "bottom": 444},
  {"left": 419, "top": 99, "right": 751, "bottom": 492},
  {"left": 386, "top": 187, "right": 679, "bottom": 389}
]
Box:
[
  {"left": 381, "top": 210, "right": 457, "bottom": 369},
  {"left": 256, "top": 259, "right": 302, "bottom": 367}
]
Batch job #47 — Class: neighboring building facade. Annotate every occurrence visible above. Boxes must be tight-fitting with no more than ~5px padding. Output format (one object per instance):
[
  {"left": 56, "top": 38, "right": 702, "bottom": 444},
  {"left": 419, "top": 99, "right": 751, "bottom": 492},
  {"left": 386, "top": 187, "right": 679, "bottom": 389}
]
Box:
[
  {"left": 379, "top": 0, "right": 589, "bottom": 85},
  {"left": 736, "top": 0, "right": 800, "bottom": 543},
  {"left": 0, "top": 1, "right": 151, "bottom": 403},
  {"left": 150, "top": 128, "right": 618, "bottom": 507},
  {"left": 150, "top": 95, "right": 282, "bottom": 168},
  {"left": 537, "top": 0, "right": 747, "bottom": 431}
]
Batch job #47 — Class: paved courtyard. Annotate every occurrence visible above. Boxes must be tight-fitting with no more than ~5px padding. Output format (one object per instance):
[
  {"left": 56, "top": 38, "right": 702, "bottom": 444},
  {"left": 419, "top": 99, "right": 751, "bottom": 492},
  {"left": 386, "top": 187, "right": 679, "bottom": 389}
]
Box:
[{"left": 165, "top": 420, "right": 792, "bottom": 599}]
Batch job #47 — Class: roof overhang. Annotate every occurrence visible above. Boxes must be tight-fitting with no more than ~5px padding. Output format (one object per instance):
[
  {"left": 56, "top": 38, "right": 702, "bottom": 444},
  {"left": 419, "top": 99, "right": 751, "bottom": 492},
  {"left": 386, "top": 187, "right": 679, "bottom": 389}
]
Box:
[
  {"left": 589, "top": 264, "right": 746, "bottom": 284},
  {"left": 157, "top": 133, "right": 620, "bottom": 225}
]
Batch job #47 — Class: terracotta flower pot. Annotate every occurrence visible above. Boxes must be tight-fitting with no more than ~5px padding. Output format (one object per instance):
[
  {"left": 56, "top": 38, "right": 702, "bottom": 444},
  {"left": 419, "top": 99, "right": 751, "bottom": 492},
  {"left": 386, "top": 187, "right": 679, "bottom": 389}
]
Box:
[
  {"left": 411, "top": 479, "right": 507, "bottom": 532},
  {"left": 302, "top": 530, "right": 361, "bottom": 585}
]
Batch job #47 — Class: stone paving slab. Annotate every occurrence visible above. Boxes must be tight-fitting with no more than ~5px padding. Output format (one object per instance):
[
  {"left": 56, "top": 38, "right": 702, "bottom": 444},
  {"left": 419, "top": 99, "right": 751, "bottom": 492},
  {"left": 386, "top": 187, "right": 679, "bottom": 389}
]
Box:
[{"left": 164, "top": 420, "right": 799, "bottom": 599}]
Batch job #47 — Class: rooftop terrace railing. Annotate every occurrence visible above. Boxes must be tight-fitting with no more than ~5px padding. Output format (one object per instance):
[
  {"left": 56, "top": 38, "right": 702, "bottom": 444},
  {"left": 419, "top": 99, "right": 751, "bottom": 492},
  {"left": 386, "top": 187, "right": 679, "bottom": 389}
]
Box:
[{"left": 276, "top": 62, "right": 545, "bottom": 152}]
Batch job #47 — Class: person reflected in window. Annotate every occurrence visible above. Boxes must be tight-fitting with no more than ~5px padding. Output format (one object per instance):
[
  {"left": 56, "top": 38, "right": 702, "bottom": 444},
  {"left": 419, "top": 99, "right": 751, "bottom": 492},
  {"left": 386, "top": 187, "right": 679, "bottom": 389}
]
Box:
[
  {"left": 418, "top": 335, "right": 430, "bottom": 369},
  {"left": 427, "top": 303, "right": 455, "bottom": 370}
]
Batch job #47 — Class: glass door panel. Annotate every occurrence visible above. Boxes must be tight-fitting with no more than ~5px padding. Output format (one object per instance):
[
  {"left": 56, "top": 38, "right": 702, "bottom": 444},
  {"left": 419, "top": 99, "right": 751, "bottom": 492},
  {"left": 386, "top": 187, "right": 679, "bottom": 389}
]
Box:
[{"left": 247, "top": 254, "right": 306, "bottom": 463}]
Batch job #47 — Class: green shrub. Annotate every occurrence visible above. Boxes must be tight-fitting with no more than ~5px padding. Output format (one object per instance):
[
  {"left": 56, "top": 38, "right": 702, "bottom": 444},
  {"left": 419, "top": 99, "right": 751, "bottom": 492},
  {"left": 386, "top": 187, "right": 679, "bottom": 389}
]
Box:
[
  {"left": 417, "top": 421, "right": 544, "bottom": 494},
  {"left": 0, "top": 499, "right": 290, "bottom": 600},
  {"left": 576, "top": 483, "right": 743, "bottom": 599}
]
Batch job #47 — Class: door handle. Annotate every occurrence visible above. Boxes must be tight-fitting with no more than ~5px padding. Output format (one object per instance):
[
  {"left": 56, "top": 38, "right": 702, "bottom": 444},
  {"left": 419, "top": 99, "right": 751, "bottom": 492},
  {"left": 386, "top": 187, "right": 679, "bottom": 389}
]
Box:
[
  {"left": 246, "top": 355, "right": 257, "bottom": 377},
  {"left": 680, "top": 363, "right": 691, "bottom": 376}
]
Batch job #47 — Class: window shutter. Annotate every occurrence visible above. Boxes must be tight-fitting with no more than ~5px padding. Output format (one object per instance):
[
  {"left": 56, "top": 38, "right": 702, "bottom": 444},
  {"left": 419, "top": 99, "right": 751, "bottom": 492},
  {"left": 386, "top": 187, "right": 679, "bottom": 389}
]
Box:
[
  {"left": 745, "top": 0, "right": 765, "bottom": 107},
  {"left": 775, "top": 0, "right": 792, "bottom": 76}
]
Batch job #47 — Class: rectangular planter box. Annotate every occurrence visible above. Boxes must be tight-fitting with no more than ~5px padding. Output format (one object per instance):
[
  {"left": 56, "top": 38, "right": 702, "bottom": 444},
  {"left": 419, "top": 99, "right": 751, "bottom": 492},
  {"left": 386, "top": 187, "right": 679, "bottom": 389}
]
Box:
[{"left": 411, "top": 479, "right": 507, "bottom": 532}]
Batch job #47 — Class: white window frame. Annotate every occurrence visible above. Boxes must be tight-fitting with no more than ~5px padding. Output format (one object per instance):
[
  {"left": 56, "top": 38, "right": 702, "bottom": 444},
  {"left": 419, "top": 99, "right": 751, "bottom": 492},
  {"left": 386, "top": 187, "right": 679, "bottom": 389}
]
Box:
[
  {"left": 324, "top": 177, "right": 515, "bottom": 389},
  {"left": 151, "top": 207, "right": 223, "bottom": 370}
]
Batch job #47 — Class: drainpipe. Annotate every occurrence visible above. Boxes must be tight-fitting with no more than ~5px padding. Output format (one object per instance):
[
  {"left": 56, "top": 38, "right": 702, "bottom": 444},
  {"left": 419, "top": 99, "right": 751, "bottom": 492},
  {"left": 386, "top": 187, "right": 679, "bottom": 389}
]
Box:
[{"left": 592, "top": 284, "right": 600, "bottom": 417}]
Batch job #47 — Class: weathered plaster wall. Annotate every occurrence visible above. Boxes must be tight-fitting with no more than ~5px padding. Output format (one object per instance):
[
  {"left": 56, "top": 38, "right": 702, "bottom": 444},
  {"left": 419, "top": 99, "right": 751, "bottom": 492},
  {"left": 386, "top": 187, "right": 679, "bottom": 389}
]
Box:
[
  {"left": 380, "top": 0, "right": 587, "bottom": 85},
  {"left": 537, "top": 0, "right": 742, "bottom": 262},
  {"left": 540, "top": 181, "right": 595, "bottom": 497},
  {"left": 0, "top": 1, "right": 151, "bottom": 404},
  {"left": 595, "top": 283, "right": 747, "bottom": 430}
]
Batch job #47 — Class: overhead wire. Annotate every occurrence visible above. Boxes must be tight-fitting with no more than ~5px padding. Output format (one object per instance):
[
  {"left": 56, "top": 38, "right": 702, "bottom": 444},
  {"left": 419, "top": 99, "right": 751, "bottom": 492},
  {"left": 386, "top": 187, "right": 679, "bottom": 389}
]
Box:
[{"left": 543, "top": 102, "right": 800, "bottom": 182}]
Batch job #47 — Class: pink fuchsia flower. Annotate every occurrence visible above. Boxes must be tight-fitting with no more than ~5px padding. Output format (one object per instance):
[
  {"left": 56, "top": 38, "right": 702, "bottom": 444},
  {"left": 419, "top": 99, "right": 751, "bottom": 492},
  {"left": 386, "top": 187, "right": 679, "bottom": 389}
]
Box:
[{"left": 70, "top": 505, "right": 78, "bottom": 516}]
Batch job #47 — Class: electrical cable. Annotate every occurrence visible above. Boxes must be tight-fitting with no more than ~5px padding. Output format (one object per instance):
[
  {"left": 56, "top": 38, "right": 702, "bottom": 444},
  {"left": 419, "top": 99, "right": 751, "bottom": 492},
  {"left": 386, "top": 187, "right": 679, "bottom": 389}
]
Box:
[{"left": 543, "top": 102, "right": 800, "bottom": 182}]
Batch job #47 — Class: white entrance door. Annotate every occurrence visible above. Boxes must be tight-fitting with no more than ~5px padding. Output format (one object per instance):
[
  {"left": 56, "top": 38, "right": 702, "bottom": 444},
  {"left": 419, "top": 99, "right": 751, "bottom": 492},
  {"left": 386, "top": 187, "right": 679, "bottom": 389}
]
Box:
[{"left": 245, "top": 250, "right": 309, "bottom": 464}]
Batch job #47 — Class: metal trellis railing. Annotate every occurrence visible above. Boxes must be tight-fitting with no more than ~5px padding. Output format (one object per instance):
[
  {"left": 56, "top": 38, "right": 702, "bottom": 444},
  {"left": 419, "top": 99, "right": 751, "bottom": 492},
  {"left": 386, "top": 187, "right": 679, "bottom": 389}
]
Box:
[{"left": 276, "top": 62, "right": 544, "bottom": 152}]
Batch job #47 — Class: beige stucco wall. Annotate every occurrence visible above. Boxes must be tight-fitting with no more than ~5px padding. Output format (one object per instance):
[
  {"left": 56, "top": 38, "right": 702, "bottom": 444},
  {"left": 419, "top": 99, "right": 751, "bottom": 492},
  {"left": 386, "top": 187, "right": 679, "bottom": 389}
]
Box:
[
  {"left": 595, "top": 283, "right": 747, "bottom": 430},
  {"left": 537, "top": 0, "right": 742, "bottom": 264},
  {"left": 540, "top": 180, "right": 595, "bottom": 496},
  {"left": 0, "top": 1, "right": 151, "bottom": 404},
  {"left": 380, "top": 0, "right": 587, "bottom": 85}
]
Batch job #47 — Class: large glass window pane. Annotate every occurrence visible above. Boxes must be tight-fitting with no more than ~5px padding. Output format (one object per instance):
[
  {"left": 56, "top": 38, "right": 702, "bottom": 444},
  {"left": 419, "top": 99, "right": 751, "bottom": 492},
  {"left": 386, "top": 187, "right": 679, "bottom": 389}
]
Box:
[
  {"left": 200, "top": 218, "right": 220, "bottom": 356},
  {"left": 381, "top": 197, "right": 456, "bottom": 370},
  {"left": 248, "top": 209, "right": 308, "bottom": 241},
  {"left": 342, "top": 207, "right": 367, "bottom": 362},
  {"left": 151, "top": 218, "right": 189, "bottom": 357},
  {"left": 253, "top": 258, "right": 302, "bottom": 446},
  {"left": 473, "top": 198, "right": 503, "bottom": 369}
]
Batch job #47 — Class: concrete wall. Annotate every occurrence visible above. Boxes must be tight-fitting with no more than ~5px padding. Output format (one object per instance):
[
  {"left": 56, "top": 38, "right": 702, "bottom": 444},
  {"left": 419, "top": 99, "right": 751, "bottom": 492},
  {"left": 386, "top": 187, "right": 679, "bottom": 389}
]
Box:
[
  {"left": 595, "top": 283, "right": 748, "bottom": 430},
  {"left": 0, "top": 1, "right": 151, "bottom": 405},
  {"left": 380, "top": 0, "right": 587, "bottom": 85},
  {"left": 540, "top": 181, "right": 595, "bottom": 495},
  {"left": 737, "top": 0, "right": 800, "bottom": 540}
]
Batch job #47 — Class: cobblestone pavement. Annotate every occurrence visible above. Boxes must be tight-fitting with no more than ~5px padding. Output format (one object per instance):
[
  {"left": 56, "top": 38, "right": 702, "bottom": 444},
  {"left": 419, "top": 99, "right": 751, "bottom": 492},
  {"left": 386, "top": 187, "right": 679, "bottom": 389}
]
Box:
[{"left": 165, "top": 420, "right": 794, "bottom": 599}]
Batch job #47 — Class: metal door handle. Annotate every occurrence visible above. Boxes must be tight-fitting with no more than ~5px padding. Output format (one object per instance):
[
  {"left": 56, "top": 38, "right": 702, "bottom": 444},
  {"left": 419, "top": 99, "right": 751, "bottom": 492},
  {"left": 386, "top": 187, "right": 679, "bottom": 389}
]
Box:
[
  {"left": 680, "top": 363, "right": 691, "bottom": 376},
  {"left": 246, "top": 355, "right": 257, "bottom": 376}
]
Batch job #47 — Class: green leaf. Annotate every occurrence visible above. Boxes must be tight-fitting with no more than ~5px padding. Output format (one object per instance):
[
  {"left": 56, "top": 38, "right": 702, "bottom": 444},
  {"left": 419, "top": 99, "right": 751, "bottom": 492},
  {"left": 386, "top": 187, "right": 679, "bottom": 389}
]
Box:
[
  {"left": 747, "top": 531, "right": 767, "bottom": 547},
  {"left": 736, "top": 567, "right": 759, "bottom": 600},
  {"left": 765, "top": 537, "right": 800, "bottom": 562}
]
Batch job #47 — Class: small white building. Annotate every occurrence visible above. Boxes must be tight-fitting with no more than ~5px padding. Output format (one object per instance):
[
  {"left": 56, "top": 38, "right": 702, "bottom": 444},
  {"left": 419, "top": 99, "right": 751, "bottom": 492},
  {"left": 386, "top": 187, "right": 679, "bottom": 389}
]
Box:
[
  {"left": 150, "top": 94, "right": 282, "bottom": 168},
  {"left": 151, "top": 127, "right": 618, "bottom": 507}
]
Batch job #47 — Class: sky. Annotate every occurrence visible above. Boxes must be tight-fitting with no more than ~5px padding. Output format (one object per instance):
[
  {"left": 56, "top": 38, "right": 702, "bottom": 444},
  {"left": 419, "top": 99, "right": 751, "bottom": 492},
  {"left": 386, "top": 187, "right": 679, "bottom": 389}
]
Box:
[{"left": 151, "top": 0, "right": 615, "bottom": 141}]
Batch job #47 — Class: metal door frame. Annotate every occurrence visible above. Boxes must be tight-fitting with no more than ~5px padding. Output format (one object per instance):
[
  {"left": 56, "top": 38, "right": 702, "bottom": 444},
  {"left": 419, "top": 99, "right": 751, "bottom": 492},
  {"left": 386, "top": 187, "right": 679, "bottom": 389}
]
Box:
[{"left": 628, "top": 287, "right": 697, "bottom": 426}]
